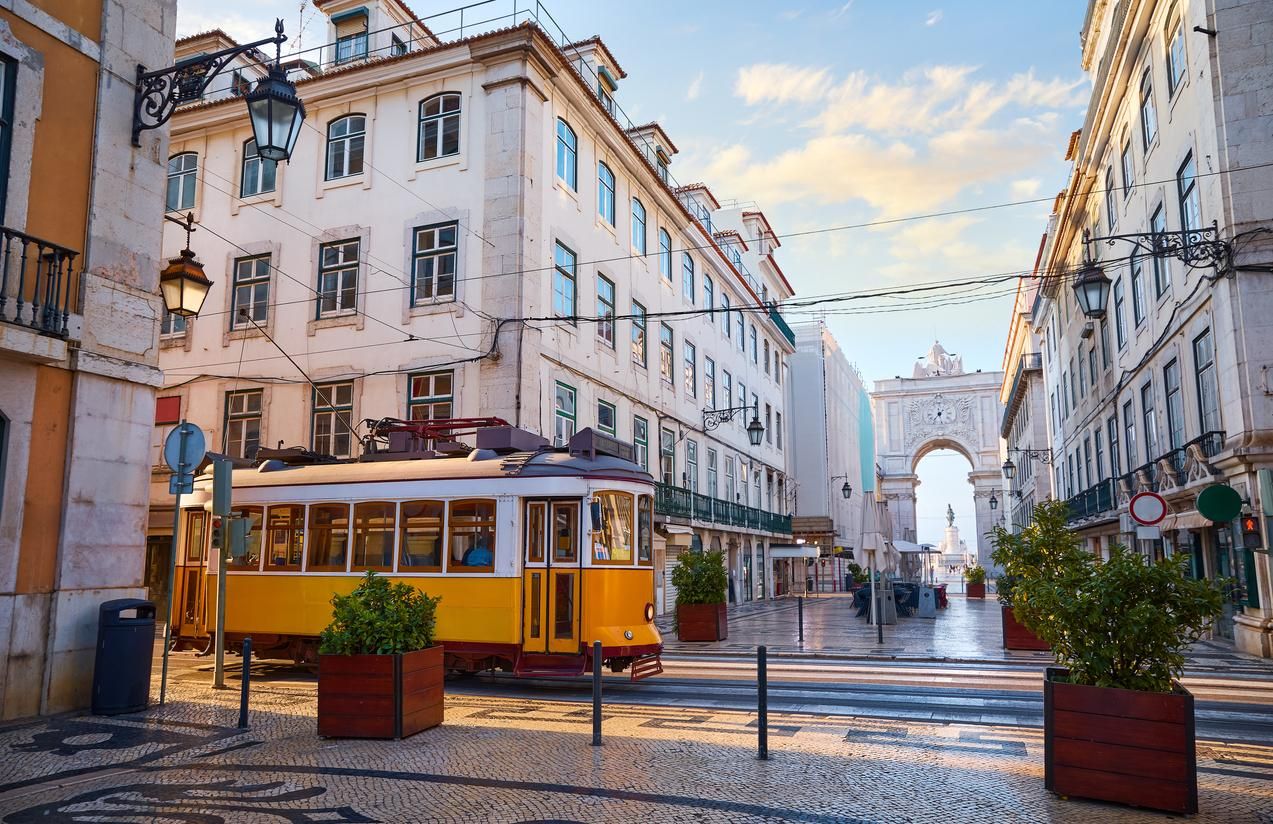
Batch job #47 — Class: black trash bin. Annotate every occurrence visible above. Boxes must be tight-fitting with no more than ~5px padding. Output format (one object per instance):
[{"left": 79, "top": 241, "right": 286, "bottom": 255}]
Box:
[{"left": 92, "top": 598, "right": 156, "bottom": 715}]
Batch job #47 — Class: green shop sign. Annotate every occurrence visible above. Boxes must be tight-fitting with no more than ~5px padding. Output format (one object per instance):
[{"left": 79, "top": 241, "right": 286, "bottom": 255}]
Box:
[{"left": 1196, "top": 484, "right": 1243, "bottom": 523}]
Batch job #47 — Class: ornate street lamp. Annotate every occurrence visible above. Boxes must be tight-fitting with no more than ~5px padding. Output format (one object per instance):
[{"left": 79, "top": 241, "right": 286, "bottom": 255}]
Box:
[
  {"left": 746, "top": 412, "right": 765, "bottom": 447},
  {"left": 159, "top": 213, "right": 211, "bottom": 318},
  {"left": 1071, "top": 259, "right": 1111, "bottom": 320},
  {"left": 703, "top": 403, "right": 766, "bottom": 446},
  {"left": 831, "top": 474, "right": 853, "bottom": 500},
  {"left": 989, "top": 492, "right": 999, "bottom": 511},
  {"left": 133, "top": 19, "right": 306, "bottom": 161},
  {"left": 1002, "top": 458, "right": 1016, "bottom": 481}
]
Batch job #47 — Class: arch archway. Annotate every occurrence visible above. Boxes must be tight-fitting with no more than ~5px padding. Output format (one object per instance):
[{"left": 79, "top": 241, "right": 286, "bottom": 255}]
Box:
[{"left": 871, "top": 345, "right": 1005, "bottom": 568}]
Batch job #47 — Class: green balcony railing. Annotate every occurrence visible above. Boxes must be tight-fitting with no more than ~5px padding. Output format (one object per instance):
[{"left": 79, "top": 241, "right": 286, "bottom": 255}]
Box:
[
  {"left": 768, "top": 303, "right": 796, "bottom": 346},
  {"left": 654, "top": 482, "right": 792, "bottom": 535}
]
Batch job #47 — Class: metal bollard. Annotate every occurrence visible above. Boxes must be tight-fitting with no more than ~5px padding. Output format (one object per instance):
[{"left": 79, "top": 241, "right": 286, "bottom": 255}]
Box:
[
  {"left": 757, "top": 645, "right": 768, "bottom": 760},
  {"left": 591, "top": 639, "right": 603, "bottom": 747},
  {"left": 237, "top": 637, "right": 252, "bottom": 729},
  {"left": 797, "top": 596, "right": 804, "bottom": 643}
]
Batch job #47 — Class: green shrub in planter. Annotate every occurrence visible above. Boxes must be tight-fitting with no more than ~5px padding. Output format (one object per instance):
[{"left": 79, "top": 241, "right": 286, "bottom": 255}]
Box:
[
  {"left": 1007, "top": 500, "right": 1221, "bottom": 692},
  {"left": 965, "top": 565, "right": 987, "bottom": 586},
  {"left": 320, "top": 570, "right": 440, "bottom": 656},
  {"left": 990, "top": 510, "right": 1089, "bottom": 610},
  {"left": 671, "top": 549, "right": 728, "bottom": 606}
]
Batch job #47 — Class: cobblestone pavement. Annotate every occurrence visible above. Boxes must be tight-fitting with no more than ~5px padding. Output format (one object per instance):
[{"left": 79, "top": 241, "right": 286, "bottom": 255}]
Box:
[
  {"left": 662, "top": 592, "right": 1273, "bottom": 676},
  {"left": 2, "top": 676, "right": 1272, "bottom": 823}
]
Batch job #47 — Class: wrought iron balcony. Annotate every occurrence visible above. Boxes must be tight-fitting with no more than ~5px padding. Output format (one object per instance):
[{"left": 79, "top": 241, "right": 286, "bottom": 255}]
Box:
[
  {"left": 1066, "top": 477, "right": 1116, "bottom": 522},
  {"left": 767, "top": 302, "right": 796, "bottom": 346},
  {"left": 0, "top": 227, "right": 78, "bottom": 338},
  {"left": 654, "top": 482, "right": 792, "bottom": 535},
  {"left": 1066, "top": 431, "right": 1226, "bottom": 524}
]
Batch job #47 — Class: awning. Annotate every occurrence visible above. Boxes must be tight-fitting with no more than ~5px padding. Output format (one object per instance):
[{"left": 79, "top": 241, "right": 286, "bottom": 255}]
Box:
[
  {"left": 891, "top": 540, "right": 939, "bottom": 554},
  {"left": 768, "top": 544, "right": 819, "bottom": 559},
  {"left": 659, "top": 524, "right": 695, "bottom": 548},
  {"left": 1160, "top": 510, "right": 1215, "bottom": 531}
]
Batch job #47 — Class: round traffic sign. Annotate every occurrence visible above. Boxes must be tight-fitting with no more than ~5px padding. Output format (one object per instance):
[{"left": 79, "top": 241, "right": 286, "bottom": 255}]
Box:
[
  {"left": 1129, "top": 491, "right": 1167, "bottom": 526},
  {"left": 163, "top": 421, "right": 206, "bottom": 473}
]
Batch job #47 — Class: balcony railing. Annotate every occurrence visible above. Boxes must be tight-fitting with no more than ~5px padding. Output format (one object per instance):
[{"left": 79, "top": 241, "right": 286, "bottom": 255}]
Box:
[
  {"left": 1066, "top": 430, "right": 1226, "bottom": 523},
  {"left": 655, "top": 482, "right": 792, "bottom": 535},
  {"left": 768, "top": 303, "right": 796, "bottom": 346},
  {"left": 1001, "top": 351, "right": 1043, "bottom": 435},
  {"left": 0, "top": 227, "right": 78, "bottom": 338}
]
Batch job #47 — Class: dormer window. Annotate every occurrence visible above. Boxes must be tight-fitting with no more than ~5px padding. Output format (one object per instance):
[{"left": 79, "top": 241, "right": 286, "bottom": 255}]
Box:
[
  {"left": 655, "top": 149, "right": 670, "bottom": 183},
  {"left": 599, "top": 84, "right": 615, "bottom": 116},
  {"left": 391, "top": 34, "right": 407, "bottom": 56},
  {"left": 230, "top": 69, "right": 250, "bottom": 97},
  {"left": 597, "top": 66, "right": 618, "bottom": 117},
  {"left": 336, "top": 31, "right": 367, "bottom": 63}
]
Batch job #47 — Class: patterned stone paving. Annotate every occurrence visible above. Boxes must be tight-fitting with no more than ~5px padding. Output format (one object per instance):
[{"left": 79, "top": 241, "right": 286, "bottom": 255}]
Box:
[{"left": 1, "top": 678, "right": 1271, "bottom": 822}]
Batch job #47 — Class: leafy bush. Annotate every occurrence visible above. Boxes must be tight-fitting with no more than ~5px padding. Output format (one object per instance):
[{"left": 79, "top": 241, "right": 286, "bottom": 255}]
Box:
[
  {"left": 319, "top": 571, "right": 439, "bottom": 656},
  {"left": 965, "top": 565, "right": 987, "bottom": 585},
  {"left": 990, "top": 506, "right": 1089, "bottom": 608},
  {"left": 671, "top": 549, "right": 728, "bottom": 606},
  {"left": 999, "top": 500, "right": 1223, "bottom": 693}
]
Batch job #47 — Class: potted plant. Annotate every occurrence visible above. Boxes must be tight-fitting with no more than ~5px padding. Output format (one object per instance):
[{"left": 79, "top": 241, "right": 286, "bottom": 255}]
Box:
[
  {"left": 964, "top": 564, "right": 987, "bottom": 598},
  {"left": 317, "top": 571, "right": 443, "bottom": 739},
  {"left": 672, "top": 549, "right": 728, "bottom": 641},
  {"left": 990, "top": 525, "right": 1055, "bottom": 652},
  {"left": 1010, "top": 501, "right": 1222, "bottom": 814}
]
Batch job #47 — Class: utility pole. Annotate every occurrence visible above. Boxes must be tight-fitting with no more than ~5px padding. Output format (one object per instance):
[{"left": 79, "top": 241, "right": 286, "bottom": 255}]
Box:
[{"left": 212, "top": 458, "right": 231, "bottom": 689}]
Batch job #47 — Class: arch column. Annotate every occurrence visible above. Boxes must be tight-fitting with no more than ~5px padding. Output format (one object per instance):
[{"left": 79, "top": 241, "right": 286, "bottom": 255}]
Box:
[
  {"left": 879, "top": 474, "right": 918, "bottom": 544},
  {"left": 970, "top": 470, "right": 1003, "bottom": 570}
]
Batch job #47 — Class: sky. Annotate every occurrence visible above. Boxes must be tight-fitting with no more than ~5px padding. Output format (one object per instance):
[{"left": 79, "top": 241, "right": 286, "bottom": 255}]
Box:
[{"left": 175, "top": 0, "right": 1089, "bottom": 546}]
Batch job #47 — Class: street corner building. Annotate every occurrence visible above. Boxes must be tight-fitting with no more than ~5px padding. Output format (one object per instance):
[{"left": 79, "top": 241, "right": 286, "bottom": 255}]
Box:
[
  {"left": 0, "top": 1, "right": 178, "bottom": 717},
  {"left": 146, "top": 0, "right": 799, "bottom": 627},
  {"left": 1003, "top": 0, "right": 1273, "bottom": 655}
]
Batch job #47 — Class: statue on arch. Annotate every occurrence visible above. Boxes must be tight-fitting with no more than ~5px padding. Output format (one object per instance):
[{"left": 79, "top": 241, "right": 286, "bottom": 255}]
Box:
[
  {"left": 913, "top": 341, "right": 965, "bottom": 378},
  {"left": 946, "top": 503, "right": 955, "bottom": 527}
]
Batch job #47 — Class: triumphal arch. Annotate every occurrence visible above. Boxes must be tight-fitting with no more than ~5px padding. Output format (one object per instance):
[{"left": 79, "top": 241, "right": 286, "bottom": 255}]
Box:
[{"left": 871, "top": 343, "right": 1006, "bottom": 567}]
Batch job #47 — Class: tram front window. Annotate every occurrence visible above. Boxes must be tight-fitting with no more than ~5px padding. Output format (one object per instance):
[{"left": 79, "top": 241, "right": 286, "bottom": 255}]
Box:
[
  {"left": 449, "top": 499, "right": 496, "bottom": 572},
  {"left": 594, "top": 492, "right": 634, "bottom": 563},
  {"left": 399, "top": 500, "right": 443, "bottom": 571},
  {"left": 637, "top": 494, "right": 653, "bottom": 566}
]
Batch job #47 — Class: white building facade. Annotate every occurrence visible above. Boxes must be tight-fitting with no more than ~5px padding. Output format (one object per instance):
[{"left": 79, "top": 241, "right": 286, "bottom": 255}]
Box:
[
  {"left": 1035, "top": 0, "right": 1273, "bottom": 653},
  {"left": 789, "top": 321, "right": 872, "bottom": 584},
  {"left": 149, "top": 1, "right": 796, "bottom": 617}
]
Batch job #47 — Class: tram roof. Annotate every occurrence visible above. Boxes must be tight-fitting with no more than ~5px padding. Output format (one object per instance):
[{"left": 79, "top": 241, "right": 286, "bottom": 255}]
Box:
[{"left": 228, "top": 449, "right": 655, "bottom": 489}]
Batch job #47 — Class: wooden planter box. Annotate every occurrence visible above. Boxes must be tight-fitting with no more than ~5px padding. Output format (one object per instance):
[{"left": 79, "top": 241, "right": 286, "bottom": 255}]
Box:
[
  {"left": 1002, "top": 605, "right": 1049, "bottom": 651},
  {"left": 318, "top": 645, "right": 444, "bottom": 739},
  {"left": 677, "top": 602, "right": 727, "bottom": 642},
  {"left": 1044, "top": 667, "right": 1197, "bottom": 814},
  {"left": 966, "top": 582, "right": 986, "bottom": 598}
]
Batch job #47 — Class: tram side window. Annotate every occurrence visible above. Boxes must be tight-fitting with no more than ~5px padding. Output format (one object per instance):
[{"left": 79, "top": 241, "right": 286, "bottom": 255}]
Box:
[
  {"left": 399, "top": 500, "right": 444, "bottom": 571},
  {"left": 637, "top": 494, "right": 653, "bottom": 566},
  {"left": 352, "top": 501, "right": 395, "bottom": 572},
  {"left": 593, "top": 491, "right": 634, "bottom": 563},
  {"left": 264, "top": 504, "right": 304, "bottom": 570},
  {"left": 553, "top": 501, "right": 578, "bottom": 563},
  {"left": 307, "top": 503, "right": 351, "bottom": 572},
  {"left": 448, "top": 499, "right": 495, "bottom": 572},
  {"left": 525, "top": 502, "right": 546, "bottom": 563},
  {"left": 227, "top": 506, "right": 264, "bottom": 570},
  {"left": 185, "top": 511, "right": 207, "bottom": 563}
]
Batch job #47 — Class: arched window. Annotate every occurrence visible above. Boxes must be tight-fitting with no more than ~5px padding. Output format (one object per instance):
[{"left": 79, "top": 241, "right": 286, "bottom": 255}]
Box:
[
  {"left": 681, "top": 252, "right": 694, "bottom": 303},
  {"left": 631, "top": 198, "right": 646, "bottom": 254},
  {"left": 166, "top": 152, "right": 197, "bottom": 212},
  {"left": 418, "top": 93, "right": 461, "bottom": 161},
  {"left": 240, "top": 139, "right": 276, "bottom": 197},
  {"left": 1166, "top": 15, "right": 1186, "bottom": 96},
  {"left": 325, "top": 115, "right": 365, "bottom": 180},
  {"left": 658, "top": 228, "right": 672, "bottom": 281},
  {"left": 597, "top": 162, "right": 615, "bottom": 225},
  {"left": 555, "top": 118, "right": 577, "bottom": 189}
]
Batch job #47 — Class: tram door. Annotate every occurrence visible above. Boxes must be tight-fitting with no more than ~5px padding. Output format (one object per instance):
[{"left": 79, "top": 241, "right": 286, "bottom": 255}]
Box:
[
  {"left": 522, "top": 500, "right": 581, "bottom": 655},
  {"left": 173, "top": 510, "right": 209, "bottom": 637}
]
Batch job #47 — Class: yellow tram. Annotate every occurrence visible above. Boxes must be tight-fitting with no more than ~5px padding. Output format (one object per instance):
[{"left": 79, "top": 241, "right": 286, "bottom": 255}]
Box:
[{"left": 171, "top": 423, "right": 663, "bottom": 679}]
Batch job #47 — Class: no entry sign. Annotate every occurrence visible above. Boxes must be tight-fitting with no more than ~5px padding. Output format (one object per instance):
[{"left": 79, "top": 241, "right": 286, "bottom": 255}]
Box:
[{"left": 1129, "top": 491, "right": 1168, "bottom": 526}]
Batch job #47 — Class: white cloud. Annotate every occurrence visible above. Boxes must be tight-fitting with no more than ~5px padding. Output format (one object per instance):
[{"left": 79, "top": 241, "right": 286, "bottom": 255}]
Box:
[
  {"left": 832, "top": 0, "right": 856, "bottom": 19},
  {"left": 925, "top": 9, "right": 944, "bottom": 26},
  {"left": 780, "top": 8, "right": 804, "bottom": 20},
  {"left": 686, "top": 71, "right": 705, "bottom": 102},
  {"left": 176, "top": 7, "right": 266, "bottom": 47},
  {"left": 735, "top": 64, "right": 831, "bottom": 106},
  {"left": 1010, "top": 178, "right": 1042, "bottom": 198}
]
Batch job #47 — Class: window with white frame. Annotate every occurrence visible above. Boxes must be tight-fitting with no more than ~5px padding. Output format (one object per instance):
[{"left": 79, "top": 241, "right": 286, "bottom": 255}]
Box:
[
  {"left": 1104, "top": 166, "right": 1117, "bottom": 229},
  {"left": 738, "top": 311, "right": 746, "bottom": 352},
  {"left": 313, "top": 382, "right": 354, "bottom": 458},
  {"left": 1167, "top": 18, "right": 1186, "bottom": 95},
  {"left": 598, "top": 162, "right": 616, "bottom": 225},
  {"left": 160, "top": 309, "right": 187, "bottom": 338},
  {"left": 706, "top": 448, "right": 718, "bottom": 497},
  {"left": 681, "top": 253, "right": 694, "bottom": 303},
  {"left": 684, "top": 340, "right": 697, "bottom": 397},
  {"left": 418, "top": 93, "right": 461, "bottom": 161},
  {"left": 659, "top": 229, "right": 672, "bottom": 281},
  {"left": 1120, "top": 140, "right": 1134, "bottom": 198},
  {"left": 240, "top": 139, "right": 276, "bottom": 197},
  {"left": 764, "top": 403, "right": 772, "bottom": 444},
  {"left": 555, "top": 119, "right": 577, "bottom": 190},
  {"left": 724, "top": 454, "right": 736, "bottom": 500},
  {"left": 553, "top": 241, "right": 576, "bottom": 320},
  {"left": 704, "top": 357, "right": 716, "bottom": 407},
  {"left": 1164, "top": 359, "right": 1184, "bottom": 451},
  {"left": 336, "top": 30, "right": 368, "bottom": 63},
  {"left": 597, "top": 399, "right": 616, "bottom": 435},
  {"left": 685, "top": 439, "right": 698, "bottom": 492},
  {"left": 659, "top": 323, "right": 674, "bottom": 384},
  {"left": 231, "top": 255, "right": 270, "bottom": 328},
  {"left": 325, "top": 115, "right": 365, "bottom": 180},
  {"left": 1141, "top": 382, "right": 1159, "bottom": 459},
  {"left": 1140, "top": 69, "right": 1157, "bottom": 148},
  {"left": 632, "top": 198, "right": 646, "bottom": 254},
  {"left": 776, "top": 411, "right": 783, "bottom": 450},
  {"left": 554, "top": 382, "right": 576, "bottom": 446},
  {"left": 1150, "top": 205, "right": 1170, "bottom": 297},
  {"left": 166, "top": 153, "right": 197, "bottom": 212},
  {"left": 1113, "top": 276, "right": 1127, "bottom": 348},
  {"left": 408, "top": 371, "right": 453, "bottom": 421},
  {"left": 412, "top": 222, "right": 457, "bottom": 305},
  {"left": 1108, "top": 416, "right": 1120, "bottom": 477},
  {"left": 1130, "top": 259, "right": 1146, "bottom": 327},
  {"left": 224, "top": 389, "right": 262, "bottom": 460},
  {"left": 722, "top": 370, "right": 732, "bottom": 417},
  {"left": 1177, "top": 151, "right": 1201, "bottom": 233},
  {"left": 659, "top": 427, "right": 675, "bottom": 485},
  {"left": 317, "top": 239, "right": 359, "bottom": 318},
  {"left": 763, "top": 339, "right": 771, "bottom": 375},
  {"left": 749, "top": 324, "right": 758, "bottom": 363},
  {"left": 596, "top": 274, "right": 615, "bottom": 347},
  {"left": 722, "top": 294, "right": 731, "bottom": 339},
  {"left": 631, "top": 301, "right": 647, "bottom": 367},
  {"left": 1194, "top": 328, "right": 1220, "bottom": 433},
  {"left": 1123, "top": 399, "right": 1138, "bottom": 468}
]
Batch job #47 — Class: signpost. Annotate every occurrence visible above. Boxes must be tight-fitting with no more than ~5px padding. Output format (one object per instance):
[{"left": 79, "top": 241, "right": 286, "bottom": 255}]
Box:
[
  {"left": 159, "top": 421, "right": 205, "bottom": 705},
  {"left": 1129, "top": 491, "right": 1168, "bottom": 526}
]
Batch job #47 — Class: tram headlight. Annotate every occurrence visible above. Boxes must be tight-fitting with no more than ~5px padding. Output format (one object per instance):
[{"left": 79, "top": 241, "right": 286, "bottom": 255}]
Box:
[
  {"left": 624, "top": 630, "right": 634, "bottom": 640},
  {"left": 644, "top": 602, "right": 655, "bottom": 622}
]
